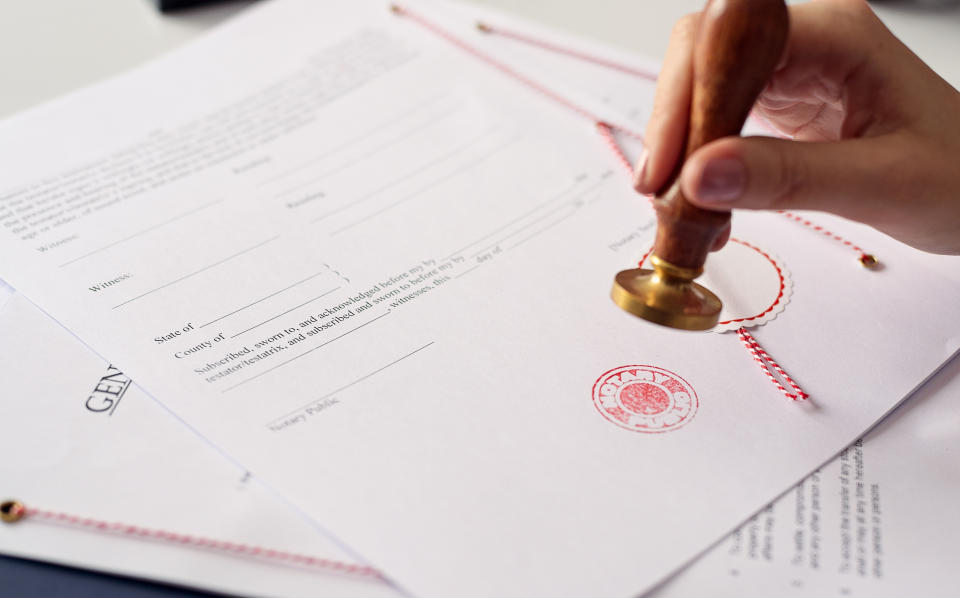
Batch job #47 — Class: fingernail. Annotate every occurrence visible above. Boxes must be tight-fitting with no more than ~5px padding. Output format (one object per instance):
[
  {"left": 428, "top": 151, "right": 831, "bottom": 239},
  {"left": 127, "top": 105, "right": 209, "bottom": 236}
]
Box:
[
  {"left": 697, "top": 157, "right": 745, "bottom": 202},
  {"left": 633, "top": 148, "right": 649, "bottom": 191}
]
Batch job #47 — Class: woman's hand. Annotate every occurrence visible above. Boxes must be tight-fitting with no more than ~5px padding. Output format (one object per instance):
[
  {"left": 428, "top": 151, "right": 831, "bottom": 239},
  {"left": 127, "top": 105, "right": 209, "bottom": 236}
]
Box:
[{"left": 634, "top": 0, "right": 960, "bottom": 254}]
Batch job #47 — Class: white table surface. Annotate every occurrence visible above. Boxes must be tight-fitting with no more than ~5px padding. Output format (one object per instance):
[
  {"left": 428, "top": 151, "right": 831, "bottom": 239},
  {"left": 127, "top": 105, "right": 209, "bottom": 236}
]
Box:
[{"left": 1, "top": 0, "right": 958, "bottom": 121}]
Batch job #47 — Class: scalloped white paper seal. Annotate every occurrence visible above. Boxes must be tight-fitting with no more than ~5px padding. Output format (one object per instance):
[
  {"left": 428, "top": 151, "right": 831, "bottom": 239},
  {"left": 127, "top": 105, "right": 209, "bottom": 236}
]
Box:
[
  {"left": 702, "top": 239, "right": 792, "bottom": 332},
  {"left": 639, "top": 238, "right": 792, "bottom": 333}
]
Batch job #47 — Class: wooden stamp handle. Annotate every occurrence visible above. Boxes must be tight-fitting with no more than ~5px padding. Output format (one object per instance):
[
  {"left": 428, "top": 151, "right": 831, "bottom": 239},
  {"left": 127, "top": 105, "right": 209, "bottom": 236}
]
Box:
[{"left": 652, "top": 0, "right": 788, "bottom": 270}]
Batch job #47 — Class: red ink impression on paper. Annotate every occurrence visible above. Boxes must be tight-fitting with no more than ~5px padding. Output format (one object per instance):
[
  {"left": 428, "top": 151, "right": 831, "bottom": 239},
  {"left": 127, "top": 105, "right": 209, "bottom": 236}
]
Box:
[{"left": 592, "top": 365, "right": 698, "bottom": 433}]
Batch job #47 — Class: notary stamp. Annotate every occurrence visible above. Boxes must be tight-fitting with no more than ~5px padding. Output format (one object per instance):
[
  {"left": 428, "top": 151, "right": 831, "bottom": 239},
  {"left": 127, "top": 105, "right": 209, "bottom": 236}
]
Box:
[
  {"left": 634, "top": 239, "right": 792, "bottom": 332},
  {"left": 592, "top": 365, "right": 698, "bottom": 433}
]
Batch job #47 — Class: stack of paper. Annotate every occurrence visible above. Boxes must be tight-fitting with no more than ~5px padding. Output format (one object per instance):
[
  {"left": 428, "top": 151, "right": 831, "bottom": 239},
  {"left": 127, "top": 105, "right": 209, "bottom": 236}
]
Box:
[{"left": 1, "top": 1, "right": 958, "bottom": 596}]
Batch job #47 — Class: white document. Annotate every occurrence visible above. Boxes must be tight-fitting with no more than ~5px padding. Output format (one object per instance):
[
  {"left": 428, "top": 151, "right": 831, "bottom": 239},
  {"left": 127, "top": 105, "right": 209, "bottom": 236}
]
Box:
[
  {"left": 0, "top": 279, "right": 13, "bottom": 310},
  {"left": 1, "top": 1, "right": 959, "bottom": 597},
  {"left": 652, "top": 353, "right": 960, "bottom": 598},
  {"left": 444, "top": 7, "right": 960, "bottom": 596},
  {"left": 0, "top": 291, "right": 398, "bottom": 598},
  {"left": 4, "top": 279, "right": 960, "bottom": 598}
]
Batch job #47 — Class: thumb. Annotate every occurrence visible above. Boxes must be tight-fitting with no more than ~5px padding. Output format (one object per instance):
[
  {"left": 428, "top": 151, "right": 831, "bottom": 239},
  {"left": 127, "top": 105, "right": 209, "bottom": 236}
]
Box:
[{"left": 679, "top": 135, "right": 907, "bottom": 224}]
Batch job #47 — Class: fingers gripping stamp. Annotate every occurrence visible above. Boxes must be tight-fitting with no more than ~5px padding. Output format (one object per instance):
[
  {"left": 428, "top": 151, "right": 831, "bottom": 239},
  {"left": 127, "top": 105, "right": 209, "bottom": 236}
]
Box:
[{"left": 611, "top": 0, "right": 789, "bottom": 330}]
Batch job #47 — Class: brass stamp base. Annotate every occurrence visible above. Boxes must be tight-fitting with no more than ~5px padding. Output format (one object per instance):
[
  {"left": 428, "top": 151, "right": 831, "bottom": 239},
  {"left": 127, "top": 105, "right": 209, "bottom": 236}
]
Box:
[{"left": 611, "top": 256, "right": 722, "bottom": 331}]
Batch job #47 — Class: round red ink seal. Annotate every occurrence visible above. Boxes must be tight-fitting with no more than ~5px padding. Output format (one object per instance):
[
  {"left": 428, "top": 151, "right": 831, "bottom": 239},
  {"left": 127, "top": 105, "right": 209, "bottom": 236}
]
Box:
[{"left": 591, "top": 365, "right": 698, "bottom": 433}]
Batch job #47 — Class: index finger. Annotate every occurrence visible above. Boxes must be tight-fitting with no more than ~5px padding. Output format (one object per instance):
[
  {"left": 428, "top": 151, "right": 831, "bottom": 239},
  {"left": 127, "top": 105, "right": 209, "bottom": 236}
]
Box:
[{"left": 635, "top": 12, "right": 700, "bottom": 195}]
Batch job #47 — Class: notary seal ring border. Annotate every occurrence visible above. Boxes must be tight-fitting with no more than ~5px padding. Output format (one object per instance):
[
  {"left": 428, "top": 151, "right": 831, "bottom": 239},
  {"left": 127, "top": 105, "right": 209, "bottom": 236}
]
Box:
[{"left": 591, "top": 365, "right": 699, "bottom": 433}]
